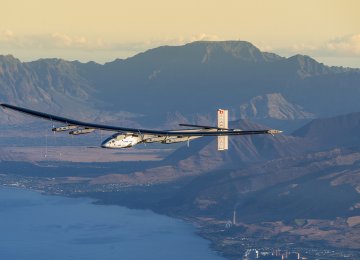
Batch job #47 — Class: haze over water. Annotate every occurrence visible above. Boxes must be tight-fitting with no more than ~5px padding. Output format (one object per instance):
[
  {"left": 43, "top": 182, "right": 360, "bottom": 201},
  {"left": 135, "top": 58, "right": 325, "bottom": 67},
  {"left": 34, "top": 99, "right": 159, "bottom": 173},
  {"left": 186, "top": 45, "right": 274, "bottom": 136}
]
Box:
[{"left": 0, "top": 187, "right": 224, "bottom": 260}]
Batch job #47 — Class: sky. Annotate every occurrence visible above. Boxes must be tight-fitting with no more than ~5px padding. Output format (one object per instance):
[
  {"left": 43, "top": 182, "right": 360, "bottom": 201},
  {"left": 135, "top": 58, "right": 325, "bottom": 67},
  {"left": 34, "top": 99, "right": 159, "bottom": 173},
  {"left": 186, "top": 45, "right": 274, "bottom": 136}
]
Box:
[{"left": 1, "top": 0, "right": 360, "bottom": 67}]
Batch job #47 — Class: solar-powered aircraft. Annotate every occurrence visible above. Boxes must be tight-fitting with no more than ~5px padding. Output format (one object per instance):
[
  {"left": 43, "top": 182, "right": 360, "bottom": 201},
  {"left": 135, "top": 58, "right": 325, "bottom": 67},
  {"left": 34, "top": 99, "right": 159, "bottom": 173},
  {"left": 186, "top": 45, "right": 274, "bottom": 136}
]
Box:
[{"left": 0, "top": 104, "right": 282, "bottom": 151}]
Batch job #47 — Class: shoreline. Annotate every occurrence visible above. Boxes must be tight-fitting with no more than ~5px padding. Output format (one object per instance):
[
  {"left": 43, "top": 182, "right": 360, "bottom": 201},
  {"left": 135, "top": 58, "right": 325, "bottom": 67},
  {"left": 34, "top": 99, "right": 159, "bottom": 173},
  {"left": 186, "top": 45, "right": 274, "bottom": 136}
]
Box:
[{"left": 63, "top": 187, "right": 360, "bottom": 260}]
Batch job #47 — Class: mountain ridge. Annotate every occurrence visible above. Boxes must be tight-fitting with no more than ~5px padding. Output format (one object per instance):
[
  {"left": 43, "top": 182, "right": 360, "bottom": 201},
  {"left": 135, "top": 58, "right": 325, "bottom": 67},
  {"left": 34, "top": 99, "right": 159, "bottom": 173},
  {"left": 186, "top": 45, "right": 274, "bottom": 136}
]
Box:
[{"left": 1, "top": 40, "right": 360, "bottom": 126}]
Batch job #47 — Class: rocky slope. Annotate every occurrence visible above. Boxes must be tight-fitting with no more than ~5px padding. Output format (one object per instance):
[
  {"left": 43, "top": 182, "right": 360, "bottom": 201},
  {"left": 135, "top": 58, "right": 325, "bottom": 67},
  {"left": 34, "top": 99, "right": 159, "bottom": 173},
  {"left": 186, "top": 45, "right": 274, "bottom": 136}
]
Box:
[
  {"left": 0, "top": 55, "right": 140, "bottom": 125},
  {"left": 239, "top": 93, "right": 314, "bottom": 120}
]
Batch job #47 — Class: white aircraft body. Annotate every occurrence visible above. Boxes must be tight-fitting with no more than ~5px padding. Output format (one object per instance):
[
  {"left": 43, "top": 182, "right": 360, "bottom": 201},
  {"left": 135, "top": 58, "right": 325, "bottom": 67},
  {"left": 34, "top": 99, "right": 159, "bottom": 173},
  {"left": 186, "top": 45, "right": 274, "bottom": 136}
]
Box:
[{"left": 0, "top": 104, "right": 282, "bottom": 150}]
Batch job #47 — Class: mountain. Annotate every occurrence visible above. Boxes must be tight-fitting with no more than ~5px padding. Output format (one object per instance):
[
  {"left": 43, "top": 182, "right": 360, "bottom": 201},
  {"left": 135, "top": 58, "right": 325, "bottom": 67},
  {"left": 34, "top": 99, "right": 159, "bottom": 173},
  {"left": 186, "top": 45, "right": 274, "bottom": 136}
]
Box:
[
  {"left": 0, "top": 55, "right": 92, "bottom": 110},
  {"left": 1, "top": 41, "right": 360, "bottom": 127},
  {"left": 293, "top": 112, "right": 360, "bottom": 150},
  {"left": 0, "top": 55, "right": 140, "bottom": 125},
  {"left": 239, "top": 93, "right": 314, "bottom": 120}
]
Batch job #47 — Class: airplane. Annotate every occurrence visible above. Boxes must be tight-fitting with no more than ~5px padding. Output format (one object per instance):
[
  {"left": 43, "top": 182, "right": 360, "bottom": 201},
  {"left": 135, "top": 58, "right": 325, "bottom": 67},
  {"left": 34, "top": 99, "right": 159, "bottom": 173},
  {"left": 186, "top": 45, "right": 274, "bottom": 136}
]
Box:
[{"left": 0, "top": 103, "right": 282, "bottom": 151}]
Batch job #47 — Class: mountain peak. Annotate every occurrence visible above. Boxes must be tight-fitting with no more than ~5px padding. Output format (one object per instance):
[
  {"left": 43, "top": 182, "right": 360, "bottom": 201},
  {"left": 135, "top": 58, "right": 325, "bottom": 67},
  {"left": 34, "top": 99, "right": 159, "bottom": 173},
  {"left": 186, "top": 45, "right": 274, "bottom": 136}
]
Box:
[
  {"left": 0, "top": 54, "right": 19, "bottom": 62},
  {"left": 0, "top": 55, "right": 26, "bottom": 78},
  {"left": 286, "top": 54, "right": 333, "bottom": 78},
  {"left": 0, "top": 55, "right": 22, "bottom": 69},
  {"left": 187, "top": 40, "right": 282, "bottom": 63},
  {"left": 185, "top": 40, "right": 258, "bottom": 52}
]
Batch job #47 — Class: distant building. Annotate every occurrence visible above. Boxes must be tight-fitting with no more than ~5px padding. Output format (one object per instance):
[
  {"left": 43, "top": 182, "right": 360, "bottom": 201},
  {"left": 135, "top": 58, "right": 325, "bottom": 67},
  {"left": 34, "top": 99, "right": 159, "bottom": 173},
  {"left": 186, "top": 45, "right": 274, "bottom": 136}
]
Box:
[
  {"left": 243, "top": 249, "right": 303, "bottom": 259},
  {"left": 244, "top": 249, "right": 259, "bottom": 259},
  {"left": 287, "top": 252, "right": 300, "bottom": 259},
  {"left": 225, "top": 221, "right": 232, "bottom": 229}
]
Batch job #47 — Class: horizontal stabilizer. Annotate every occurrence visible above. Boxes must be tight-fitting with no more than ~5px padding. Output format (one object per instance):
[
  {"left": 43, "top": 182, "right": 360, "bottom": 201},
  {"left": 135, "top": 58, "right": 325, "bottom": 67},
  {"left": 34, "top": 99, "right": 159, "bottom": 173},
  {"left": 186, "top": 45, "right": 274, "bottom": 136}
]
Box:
[{"left": 179, "top": 123, "right": 232, "bottom": 131}]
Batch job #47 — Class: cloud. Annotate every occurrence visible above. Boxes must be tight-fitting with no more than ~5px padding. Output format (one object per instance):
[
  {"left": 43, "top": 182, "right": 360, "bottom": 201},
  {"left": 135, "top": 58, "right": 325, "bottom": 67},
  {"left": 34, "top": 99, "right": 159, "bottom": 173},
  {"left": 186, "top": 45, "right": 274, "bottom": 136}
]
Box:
[
  {"left": 50, "top": 32, "right": 107, "bottom": 49},
  {"left": 51, "top": 32, "right": 73, "bottom": 47},
  {"left": 285, "top": 34, "right": 360, "bottom": 57},
  {"left": 253, "top": 42, "right": 274, "bottom": 52},
  {"left": 3, "top": 29, "right": 15, "bottom": 40},
  {"left": 0, "top": 30, "right": 108, "bottom": 50},
  {"left": 325, "top": 34, "right": 360, "bottom": 55},
  {"left": 189, "top": 33, "right": 220, "bottom": 42},
  {"left": 1, "top": 29, "right": 18, "bottom": 44}
]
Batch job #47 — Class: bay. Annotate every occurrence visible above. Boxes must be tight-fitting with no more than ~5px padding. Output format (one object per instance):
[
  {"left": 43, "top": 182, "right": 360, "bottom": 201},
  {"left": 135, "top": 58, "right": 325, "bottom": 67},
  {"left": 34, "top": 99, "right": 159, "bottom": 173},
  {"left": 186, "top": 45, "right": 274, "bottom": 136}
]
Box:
[{"left": 0, "top": 187, "right": 225, "bottom": 260}]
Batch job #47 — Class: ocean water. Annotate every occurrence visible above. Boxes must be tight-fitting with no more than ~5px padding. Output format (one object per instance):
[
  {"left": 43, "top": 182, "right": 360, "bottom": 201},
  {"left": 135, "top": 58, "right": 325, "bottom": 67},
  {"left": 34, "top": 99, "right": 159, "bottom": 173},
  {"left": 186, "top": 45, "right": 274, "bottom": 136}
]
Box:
[{"left": 0, "top": 187, "right": 225, "bottom": 260}]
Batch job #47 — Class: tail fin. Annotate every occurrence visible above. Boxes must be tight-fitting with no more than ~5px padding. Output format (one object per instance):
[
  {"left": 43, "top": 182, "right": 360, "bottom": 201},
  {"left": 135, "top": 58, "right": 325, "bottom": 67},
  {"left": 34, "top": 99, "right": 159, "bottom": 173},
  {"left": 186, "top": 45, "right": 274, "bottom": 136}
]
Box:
[{"left": 217, "top": 109, "right": 228, "bottom": 151}]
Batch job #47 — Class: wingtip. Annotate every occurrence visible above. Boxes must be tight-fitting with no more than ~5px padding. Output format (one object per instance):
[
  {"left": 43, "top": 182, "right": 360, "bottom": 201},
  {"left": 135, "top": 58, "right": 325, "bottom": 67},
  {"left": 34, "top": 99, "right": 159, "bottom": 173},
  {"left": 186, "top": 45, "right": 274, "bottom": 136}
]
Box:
[{"left": 0, "top": 103, "right": 10, "bottom": 109}]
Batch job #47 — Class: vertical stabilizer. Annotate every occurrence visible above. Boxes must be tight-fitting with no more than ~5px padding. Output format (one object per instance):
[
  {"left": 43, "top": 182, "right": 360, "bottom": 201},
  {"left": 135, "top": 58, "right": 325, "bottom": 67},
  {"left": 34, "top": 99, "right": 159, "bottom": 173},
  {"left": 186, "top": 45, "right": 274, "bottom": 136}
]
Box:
[{"left": 217, "top": 109, "right": 228, "bottom": 151}]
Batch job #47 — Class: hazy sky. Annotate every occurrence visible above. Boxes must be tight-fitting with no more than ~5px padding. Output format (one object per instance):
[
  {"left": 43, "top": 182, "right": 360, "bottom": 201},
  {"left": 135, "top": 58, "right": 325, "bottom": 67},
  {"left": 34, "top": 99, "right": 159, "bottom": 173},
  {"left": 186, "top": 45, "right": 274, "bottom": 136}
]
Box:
[{"left": 1, "top": 0, "right": 359, "bottom": 67}]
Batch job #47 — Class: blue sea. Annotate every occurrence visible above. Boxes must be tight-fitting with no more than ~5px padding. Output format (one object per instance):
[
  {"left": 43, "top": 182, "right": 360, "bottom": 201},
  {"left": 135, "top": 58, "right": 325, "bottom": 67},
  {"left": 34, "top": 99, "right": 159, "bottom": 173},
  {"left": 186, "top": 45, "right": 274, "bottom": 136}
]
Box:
[{"left": 0, "top": 187, "right": 225, "bottom": 260}]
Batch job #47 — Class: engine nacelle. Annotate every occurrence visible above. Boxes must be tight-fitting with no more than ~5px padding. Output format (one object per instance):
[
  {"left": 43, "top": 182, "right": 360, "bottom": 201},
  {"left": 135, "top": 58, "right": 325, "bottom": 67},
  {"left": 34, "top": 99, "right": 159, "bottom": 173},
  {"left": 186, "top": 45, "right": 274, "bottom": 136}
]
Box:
[
  {"left": 69, "top": 128, "right": 95, "bottom": 135},
  {"left": 52, "top": 125, "right": 77, "bottom": 132},
  {"left": 162, "top": 136, "right": 190, "bottom": 144},
  {"left": 101, "top": 133, "right": 141, "bottom": 148}
]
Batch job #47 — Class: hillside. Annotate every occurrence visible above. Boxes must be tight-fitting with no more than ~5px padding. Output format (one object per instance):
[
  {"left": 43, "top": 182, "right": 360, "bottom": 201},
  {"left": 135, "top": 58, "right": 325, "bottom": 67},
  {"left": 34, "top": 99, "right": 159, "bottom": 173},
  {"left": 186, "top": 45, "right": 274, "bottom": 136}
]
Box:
[
  {"left": 150, "top": 113, "right": 360, "bottom": 221},
  {"left": 74, "top": 112, "right": 360, "bottom": 253}
]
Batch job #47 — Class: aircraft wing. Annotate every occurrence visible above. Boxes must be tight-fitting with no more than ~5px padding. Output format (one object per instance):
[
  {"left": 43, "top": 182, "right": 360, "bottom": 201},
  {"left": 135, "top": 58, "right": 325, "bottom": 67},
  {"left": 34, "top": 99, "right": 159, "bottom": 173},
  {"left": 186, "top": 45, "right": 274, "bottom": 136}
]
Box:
[{"left": 0, "top": 103, "right": 281, "bottom": 136}]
